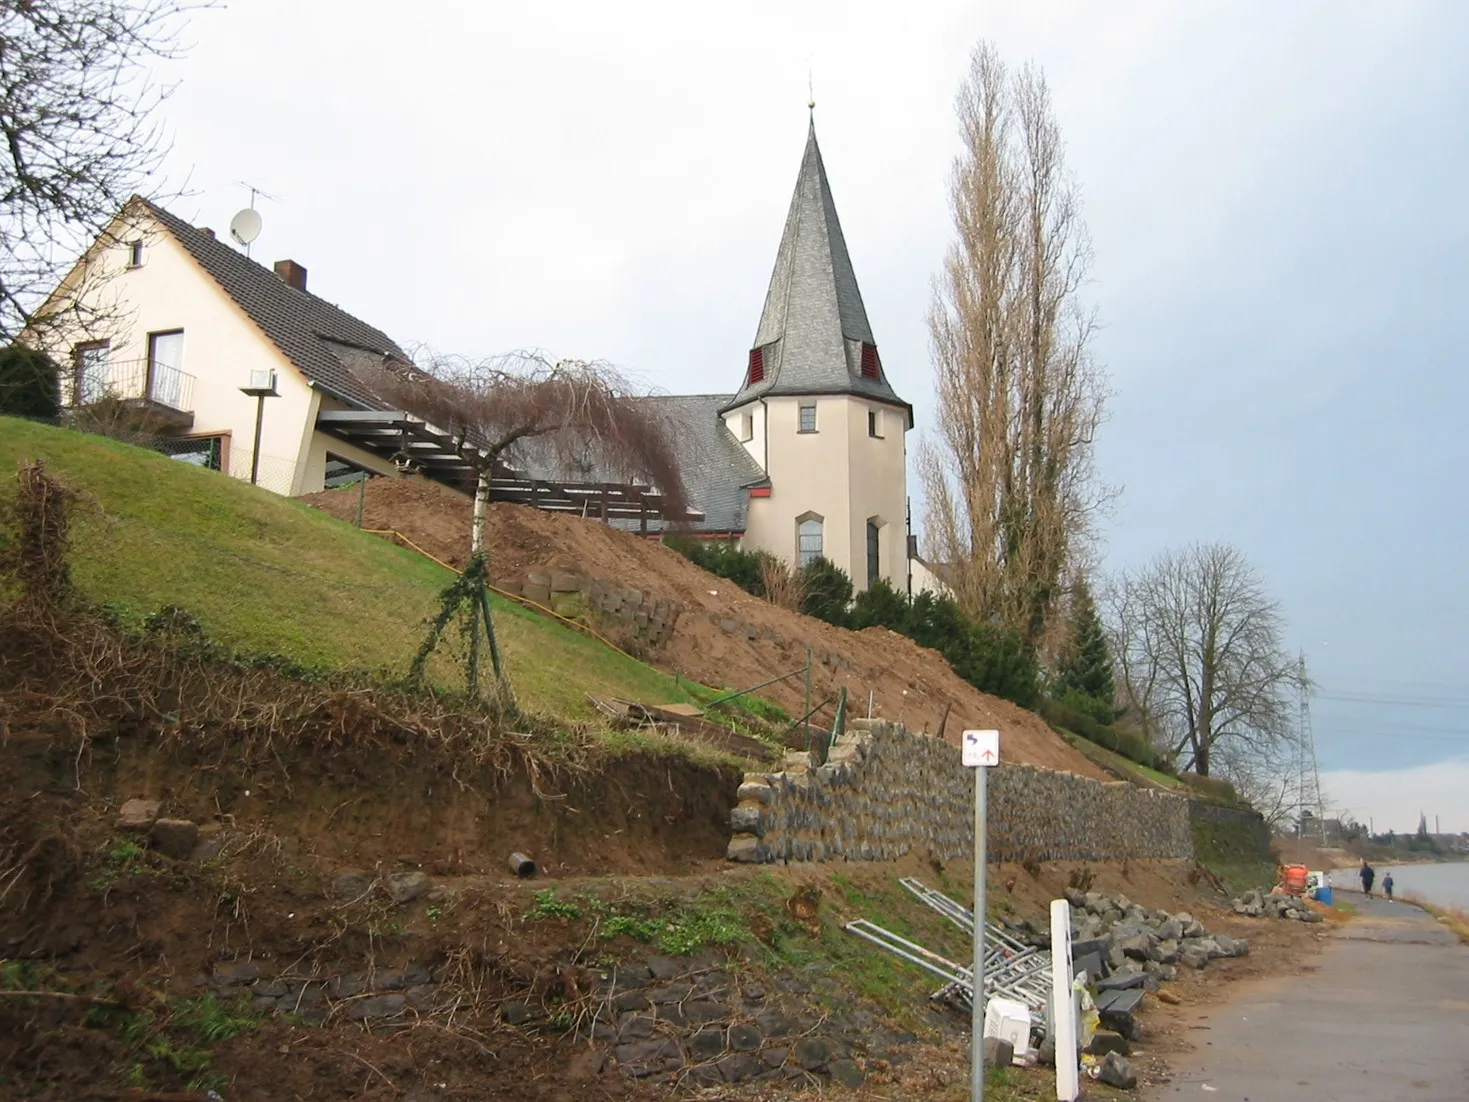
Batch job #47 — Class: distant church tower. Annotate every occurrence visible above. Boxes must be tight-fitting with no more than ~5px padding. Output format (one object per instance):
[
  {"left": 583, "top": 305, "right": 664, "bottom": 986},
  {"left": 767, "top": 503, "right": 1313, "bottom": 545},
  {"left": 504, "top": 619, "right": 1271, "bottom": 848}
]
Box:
[{"left": 720, "top": 118, "right": 912, "bottom": 592}]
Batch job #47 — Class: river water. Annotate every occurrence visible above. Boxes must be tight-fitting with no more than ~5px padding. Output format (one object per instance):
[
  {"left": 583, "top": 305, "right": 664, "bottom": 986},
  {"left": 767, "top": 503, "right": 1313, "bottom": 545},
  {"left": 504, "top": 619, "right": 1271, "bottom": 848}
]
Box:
[{"left": 1326, "top": 861, "right": 1469, "bottom": 909}]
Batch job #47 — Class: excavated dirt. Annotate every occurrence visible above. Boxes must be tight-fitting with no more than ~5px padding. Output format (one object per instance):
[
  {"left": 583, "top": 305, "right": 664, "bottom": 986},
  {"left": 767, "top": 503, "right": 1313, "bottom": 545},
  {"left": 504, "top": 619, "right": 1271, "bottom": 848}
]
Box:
[{"left": 303, "top": 479, "right": 1106, "bottom": 780}]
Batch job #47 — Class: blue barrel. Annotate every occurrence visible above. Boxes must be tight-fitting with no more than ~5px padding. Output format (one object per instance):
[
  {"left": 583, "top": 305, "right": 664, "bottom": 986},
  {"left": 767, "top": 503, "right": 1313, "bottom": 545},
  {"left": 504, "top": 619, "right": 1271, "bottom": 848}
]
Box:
[{"left": 1313, "top": 885, "right": 1334, "bottom": 906}]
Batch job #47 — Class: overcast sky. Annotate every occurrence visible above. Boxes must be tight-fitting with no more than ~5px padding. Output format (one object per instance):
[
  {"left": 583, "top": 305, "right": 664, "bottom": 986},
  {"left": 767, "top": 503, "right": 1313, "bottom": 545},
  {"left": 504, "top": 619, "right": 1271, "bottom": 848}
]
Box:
[{"left": 149, "top": 0, "right": 1469, "bottom": 832}]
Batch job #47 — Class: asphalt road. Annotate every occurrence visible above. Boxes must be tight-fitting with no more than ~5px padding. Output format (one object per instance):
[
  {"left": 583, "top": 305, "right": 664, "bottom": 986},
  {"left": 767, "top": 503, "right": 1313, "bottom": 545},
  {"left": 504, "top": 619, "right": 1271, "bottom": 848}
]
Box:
[{"left": 1145, "top": 889, "right": 1469, "bottom": 1102}]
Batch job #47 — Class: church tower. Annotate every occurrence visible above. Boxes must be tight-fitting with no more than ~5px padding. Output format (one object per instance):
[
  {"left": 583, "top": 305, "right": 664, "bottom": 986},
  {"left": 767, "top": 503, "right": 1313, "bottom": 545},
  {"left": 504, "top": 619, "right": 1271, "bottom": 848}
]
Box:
[{"left": 720, "top": 118, "right": 912, "bottom": 592}]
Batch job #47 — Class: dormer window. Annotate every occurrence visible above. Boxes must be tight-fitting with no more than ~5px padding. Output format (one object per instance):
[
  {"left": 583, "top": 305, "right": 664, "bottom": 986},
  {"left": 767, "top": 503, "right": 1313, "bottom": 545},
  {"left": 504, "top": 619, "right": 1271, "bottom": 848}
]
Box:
[
  {"left": 127, "top": 240, "right": 144, "bottom": 268},
  {"left": 860, "top": 343, "right": 881, "bottom": 380},
  {"left": 747, "top": 346, "right": 765, "bottom": 385},
  {"left": 740, "top": 411, "right": 754, "bottom": 442}
]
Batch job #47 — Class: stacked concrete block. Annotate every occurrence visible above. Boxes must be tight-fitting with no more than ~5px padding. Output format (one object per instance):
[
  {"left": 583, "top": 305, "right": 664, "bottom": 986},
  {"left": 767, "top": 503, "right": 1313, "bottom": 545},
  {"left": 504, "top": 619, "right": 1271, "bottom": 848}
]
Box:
[
  {"left": 507, "top": 567, "right": 680, "bottom": 650},
  {"left": 726, "top": 719, "right": 1193, "bottom": 865}
]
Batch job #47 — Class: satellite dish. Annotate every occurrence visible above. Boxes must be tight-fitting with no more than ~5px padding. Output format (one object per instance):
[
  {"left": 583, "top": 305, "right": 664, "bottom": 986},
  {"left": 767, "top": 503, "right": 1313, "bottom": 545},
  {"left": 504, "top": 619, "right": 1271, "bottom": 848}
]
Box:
[{"left": 229, "top": 207, "right": 262, "bottom": 247}]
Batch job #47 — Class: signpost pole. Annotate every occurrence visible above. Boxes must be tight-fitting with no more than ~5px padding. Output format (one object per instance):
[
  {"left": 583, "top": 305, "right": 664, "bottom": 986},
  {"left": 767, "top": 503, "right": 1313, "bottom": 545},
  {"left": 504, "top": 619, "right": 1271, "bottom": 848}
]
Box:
[
  {"left": 971, "top": 756, "right": 988, "bottom": 1102},
  {"left": 961, "top": 728, "right": 999, "bottom": 1102}
]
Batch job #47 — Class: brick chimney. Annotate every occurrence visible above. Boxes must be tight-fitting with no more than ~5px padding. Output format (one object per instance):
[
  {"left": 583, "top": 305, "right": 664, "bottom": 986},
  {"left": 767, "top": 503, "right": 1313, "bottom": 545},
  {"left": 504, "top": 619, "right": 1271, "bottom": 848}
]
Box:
[{"left": 274, "top": 259, "right": 307, "bottom": 292}]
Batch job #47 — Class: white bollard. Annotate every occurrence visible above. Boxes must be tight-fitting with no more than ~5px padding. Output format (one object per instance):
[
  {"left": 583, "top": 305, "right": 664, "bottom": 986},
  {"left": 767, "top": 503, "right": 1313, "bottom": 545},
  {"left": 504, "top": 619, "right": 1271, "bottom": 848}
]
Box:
[{"left": 1050, "top": 899, "right": 1080, "bottom": 1101}]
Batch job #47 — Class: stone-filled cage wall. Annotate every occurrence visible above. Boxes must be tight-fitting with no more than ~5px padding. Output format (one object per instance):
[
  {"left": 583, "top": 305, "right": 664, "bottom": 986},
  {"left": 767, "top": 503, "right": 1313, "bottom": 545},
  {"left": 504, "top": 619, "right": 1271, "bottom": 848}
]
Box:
[{"left": 727, "top": 719, "right": 1194, "bottom": 865}]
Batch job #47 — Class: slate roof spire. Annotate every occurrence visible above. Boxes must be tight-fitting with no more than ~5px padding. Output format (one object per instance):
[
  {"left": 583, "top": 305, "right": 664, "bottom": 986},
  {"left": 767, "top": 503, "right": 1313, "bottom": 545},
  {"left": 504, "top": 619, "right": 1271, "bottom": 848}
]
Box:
[{"left": 725, "top": 118, "right": 908, "bottom": 420}]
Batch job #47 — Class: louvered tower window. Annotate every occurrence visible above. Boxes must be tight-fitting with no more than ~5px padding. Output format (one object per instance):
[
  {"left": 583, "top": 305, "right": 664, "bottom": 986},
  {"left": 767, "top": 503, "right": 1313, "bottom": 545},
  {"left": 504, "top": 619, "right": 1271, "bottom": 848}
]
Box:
[
  {"left": 860, "top": 343, "right": 881, "bottom": 380},
  {"left": 747, "top": 347, "right": 765, "bottom": 385}
]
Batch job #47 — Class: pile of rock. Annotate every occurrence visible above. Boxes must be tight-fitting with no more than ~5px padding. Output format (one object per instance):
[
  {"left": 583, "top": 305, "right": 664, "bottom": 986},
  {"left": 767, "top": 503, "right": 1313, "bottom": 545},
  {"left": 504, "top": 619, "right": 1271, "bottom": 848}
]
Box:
[
  {"left": 1230, "top": 888, "right": 1325, "bottom": 923},
  {"left": 1003, "top": 888, "right": 1250, "bottom": 990}
]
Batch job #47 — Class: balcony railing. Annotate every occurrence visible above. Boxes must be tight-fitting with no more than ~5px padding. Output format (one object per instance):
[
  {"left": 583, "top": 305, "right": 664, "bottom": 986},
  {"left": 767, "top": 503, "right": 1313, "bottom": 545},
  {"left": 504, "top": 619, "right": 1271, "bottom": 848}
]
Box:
[{"left": 72, "top": 357, "right": 197, "bottom": 415}]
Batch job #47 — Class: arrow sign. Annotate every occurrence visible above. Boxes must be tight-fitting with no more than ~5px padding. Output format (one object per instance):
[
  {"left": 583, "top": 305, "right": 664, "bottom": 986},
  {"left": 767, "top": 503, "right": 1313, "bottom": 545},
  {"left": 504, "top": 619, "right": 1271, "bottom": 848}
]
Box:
[{"left": 961, "top": 729, "right": 1000, "bottom": 769}]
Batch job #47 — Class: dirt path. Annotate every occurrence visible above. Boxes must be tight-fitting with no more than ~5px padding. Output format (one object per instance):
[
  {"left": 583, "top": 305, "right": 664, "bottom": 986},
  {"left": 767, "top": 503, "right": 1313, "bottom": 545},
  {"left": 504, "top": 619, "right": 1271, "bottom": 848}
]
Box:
[{"left": 1144, "top": 889, "right": 1469, "bottom": 1102}]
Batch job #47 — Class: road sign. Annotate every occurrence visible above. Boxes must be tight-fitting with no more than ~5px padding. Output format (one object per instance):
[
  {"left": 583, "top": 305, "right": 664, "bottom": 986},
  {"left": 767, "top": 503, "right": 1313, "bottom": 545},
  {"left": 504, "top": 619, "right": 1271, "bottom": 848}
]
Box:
[{"left": 962, "top": 729, "right": 1000, "bottom": 768}]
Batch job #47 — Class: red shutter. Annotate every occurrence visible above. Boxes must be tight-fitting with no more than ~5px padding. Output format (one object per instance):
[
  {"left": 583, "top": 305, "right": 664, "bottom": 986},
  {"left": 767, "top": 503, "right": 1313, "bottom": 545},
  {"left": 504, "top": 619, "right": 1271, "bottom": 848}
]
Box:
[
  {"left": 860, "top": 344, "right": 880, "bottom": 379},
  {"left": 748, "top": 346, "right": 765, "bottom": 384}
]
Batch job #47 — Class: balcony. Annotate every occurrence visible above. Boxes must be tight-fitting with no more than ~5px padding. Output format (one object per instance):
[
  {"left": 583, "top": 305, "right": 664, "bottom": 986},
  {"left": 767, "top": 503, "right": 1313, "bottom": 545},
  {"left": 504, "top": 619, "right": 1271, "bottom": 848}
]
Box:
[{"left": 70, "top": 357, "right": 197, "bottom": 432}]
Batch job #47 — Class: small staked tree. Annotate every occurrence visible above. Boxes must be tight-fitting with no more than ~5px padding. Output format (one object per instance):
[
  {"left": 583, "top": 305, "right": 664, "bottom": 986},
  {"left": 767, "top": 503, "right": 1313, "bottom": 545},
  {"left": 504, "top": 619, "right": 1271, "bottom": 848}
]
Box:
[
  {"left": 367, "top": 350, "right": 689, "bottom": 557},
  {"left": 1, "top": 1, "right": 214, "bottom": 344},
  {"left": 1105, "top": 542, "right": 1303, "bottom": 777}
]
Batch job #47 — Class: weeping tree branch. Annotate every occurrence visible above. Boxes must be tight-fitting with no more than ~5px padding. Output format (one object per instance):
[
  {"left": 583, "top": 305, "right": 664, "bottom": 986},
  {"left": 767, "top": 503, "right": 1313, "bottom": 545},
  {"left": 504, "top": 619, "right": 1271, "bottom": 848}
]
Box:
[{"left": 362, "top": 349, "right": 689, "bottom": 557}]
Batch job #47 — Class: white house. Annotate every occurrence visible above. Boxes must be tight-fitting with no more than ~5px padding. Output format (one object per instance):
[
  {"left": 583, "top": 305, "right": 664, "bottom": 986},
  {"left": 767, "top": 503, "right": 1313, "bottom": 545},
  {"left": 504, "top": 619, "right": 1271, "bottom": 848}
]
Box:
[
  {"left": 38, "top": 197, "right": 411, "bottom": 495},
  {"left": 42, "top": 120, "right": 940, "bottom": 594}
]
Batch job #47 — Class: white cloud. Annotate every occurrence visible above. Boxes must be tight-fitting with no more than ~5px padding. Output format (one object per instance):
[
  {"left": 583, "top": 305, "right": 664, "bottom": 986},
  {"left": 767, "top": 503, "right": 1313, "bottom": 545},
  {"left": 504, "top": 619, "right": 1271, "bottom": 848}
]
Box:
[{"left": 1320, "top": 760, "right": 1469, "bottom": 836}]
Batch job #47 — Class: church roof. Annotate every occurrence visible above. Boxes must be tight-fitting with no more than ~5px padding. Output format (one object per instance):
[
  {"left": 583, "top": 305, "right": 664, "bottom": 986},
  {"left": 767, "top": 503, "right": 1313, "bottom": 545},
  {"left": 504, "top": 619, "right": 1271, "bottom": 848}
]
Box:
[{"left": 724, "top": 119, "right": 909, "bottom": 422}]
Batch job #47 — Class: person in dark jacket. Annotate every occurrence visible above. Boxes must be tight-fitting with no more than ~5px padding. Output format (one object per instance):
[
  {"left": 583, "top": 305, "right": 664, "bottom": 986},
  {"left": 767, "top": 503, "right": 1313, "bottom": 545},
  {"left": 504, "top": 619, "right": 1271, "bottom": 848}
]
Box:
[{"left": 1360, "top": 859, "right": 1376, "bottom": 899}]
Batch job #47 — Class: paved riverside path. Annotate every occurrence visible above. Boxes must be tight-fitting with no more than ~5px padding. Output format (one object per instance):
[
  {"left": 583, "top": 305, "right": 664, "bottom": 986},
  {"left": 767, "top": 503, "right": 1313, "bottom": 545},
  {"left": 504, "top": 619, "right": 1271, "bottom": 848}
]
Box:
[{"left": 1145, "top": 889, "right": 1469, "bottom": 1102}]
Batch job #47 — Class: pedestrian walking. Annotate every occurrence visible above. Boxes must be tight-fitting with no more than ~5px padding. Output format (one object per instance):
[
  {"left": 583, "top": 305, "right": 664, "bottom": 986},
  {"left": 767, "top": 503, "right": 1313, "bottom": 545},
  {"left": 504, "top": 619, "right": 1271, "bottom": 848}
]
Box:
[
  {"left": 1359, "top": 859, "right": 1375, "bottom": 899},
  {"left": 1383, "top": 871, "right": 1394, "bottom": 901}
]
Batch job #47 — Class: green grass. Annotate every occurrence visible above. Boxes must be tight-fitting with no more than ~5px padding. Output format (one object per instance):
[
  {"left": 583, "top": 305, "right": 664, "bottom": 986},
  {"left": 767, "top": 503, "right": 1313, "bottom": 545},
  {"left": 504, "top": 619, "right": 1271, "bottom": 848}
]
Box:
[
  {"left": 1056, "top": 729, "right": 1182, "bottom": 791},
  {"left": 0, "top": 419, "right": 764, "bottom": 733},
  {"left": 1191, "top": 819, "right": 1276, "bottom": 894}
]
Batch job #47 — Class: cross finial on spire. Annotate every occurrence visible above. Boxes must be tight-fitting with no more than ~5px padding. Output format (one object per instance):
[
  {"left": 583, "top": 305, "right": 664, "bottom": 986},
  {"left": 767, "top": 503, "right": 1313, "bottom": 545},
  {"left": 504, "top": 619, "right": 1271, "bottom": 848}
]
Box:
[{"left": 808, "top": 69, "right": 815, "bottom": 113}]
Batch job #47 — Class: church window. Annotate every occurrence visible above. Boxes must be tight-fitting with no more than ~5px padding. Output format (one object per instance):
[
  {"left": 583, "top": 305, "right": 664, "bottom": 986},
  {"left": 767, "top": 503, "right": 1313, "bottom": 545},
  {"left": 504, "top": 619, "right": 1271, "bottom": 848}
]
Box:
[
  {"left": 740, "top": 411, "right": 753, "bottom": 441},
  {"left": 868, "top": 409, "right": 880, "bottom": 438},
  {"left": 860, "top": 343, "right": 881, "bottom": 380},
  {"left": 798, "top": 516, "right": 823, "bottom": 566},
  {"left": 867, "top": 519, "right": 881, "bottom": 587},
  {"left": 799, "top": 404, "right": 817, "bottom": 433},
  {"left": 747, "top": 347, "right": 765, "bottom": 384}
]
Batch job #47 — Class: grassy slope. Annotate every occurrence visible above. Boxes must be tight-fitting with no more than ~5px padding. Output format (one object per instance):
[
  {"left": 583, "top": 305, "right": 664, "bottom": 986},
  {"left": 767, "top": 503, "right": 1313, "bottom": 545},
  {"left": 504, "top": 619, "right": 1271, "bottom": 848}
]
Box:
[{"left": 0, "top": 419, "right": 717, "bottom": 726}]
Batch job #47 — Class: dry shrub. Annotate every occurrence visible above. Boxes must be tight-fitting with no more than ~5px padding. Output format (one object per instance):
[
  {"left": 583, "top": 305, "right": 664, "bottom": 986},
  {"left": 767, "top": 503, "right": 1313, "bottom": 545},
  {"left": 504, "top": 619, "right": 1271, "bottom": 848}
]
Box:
[{"left": 758, "top": 553, "right": 805, "bottom": 613}]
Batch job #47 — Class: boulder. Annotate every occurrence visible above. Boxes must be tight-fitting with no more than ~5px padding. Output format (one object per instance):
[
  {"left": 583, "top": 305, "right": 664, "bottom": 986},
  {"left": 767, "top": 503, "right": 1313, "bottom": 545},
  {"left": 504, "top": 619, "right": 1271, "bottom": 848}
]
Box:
[
  {"left": 1099, "top": 1051, "right": 1138, "bottom": 1089},
  {"left": 1085, "top": 1030, "right": 1131, "bottom": 1057},
  {"left": 1155, "top": 916, "right": 1184, "bottom": 942},
  {"left": 117, "top": 799, "right": 161, "bottom": 831},
  {"left": 148, "top": 818, "right": 199, "bottom": 860},
  {"left": 983, "top": 1036, "right": 1015, "bottom": 1068},
  {"left": 387, "top": 871, "right": 430, "bottom": 904},
  {"left": 1148, "top": 938, "right": 1180, "bottom": 965},
  {"left": 1179, "top": 943, "right": 1212, "bottom": 970}
]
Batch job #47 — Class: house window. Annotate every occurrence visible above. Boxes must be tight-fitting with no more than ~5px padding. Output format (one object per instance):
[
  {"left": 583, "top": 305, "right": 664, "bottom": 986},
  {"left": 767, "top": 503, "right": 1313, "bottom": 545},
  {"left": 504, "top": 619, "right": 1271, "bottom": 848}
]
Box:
[
  {"left": 798, "top": 404, "right": 817, "bottom": 433},
  {"left": 867, "top": 519, "right": 881, "bottom": 587},
  {"left": 147, "top": 330, "right": 185, "bottom": 409},
  {"left": 72, "top": 341, "right": 110, "bottom": 405},
  {"left": 860, "top": 343, "right": 881, "bottom": 380},
  {"left": 128, "top": 240, "right": 144, "bottom": 268},
  {"left": 747, "top": 346, "right": 765, "bottom": 385},
  {"left": 868, "top": 409, "right": 881, "bottom": 438},
  {"left": 798, "top": 516, "right": 823, "bottom": 567}
]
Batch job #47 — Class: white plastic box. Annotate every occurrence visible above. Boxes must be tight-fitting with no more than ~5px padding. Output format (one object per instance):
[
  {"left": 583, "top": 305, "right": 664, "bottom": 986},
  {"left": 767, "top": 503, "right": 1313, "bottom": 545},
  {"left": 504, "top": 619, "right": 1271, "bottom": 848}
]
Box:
[{"left": 984, "top": 996, "right": 1032, "bottom": 1062}]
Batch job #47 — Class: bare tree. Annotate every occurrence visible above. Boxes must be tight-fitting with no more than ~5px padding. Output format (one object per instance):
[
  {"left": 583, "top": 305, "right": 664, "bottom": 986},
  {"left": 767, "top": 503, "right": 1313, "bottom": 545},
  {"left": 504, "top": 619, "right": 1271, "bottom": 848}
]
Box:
[
  {"left": 366, "top": 350, "right": 690, "bottom": 555},
  {"left": 1, "top": 0, "right": 212, "bottom": 344},
  {"left": 1106, "top": 543, "right": 1303, "bottom": 777},
  {"left": 922, "top": 41, "right": 1112, "bottom": 651}
]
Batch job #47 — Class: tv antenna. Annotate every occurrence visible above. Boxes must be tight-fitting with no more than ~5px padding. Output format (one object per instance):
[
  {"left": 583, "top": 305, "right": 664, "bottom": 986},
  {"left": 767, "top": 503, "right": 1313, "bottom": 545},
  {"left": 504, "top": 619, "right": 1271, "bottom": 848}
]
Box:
[{"left": 228, "top": 182, "right": 278, "bottom": 257}]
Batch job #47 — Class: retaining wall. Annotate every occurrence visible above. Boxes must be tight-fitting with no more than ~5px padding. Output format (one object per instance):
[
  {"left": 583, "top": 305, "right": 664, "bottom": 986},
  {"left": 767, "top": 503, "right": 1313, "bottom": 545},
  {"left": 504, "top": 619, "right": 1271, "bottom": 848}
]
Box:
[
  {"left": 496, "top": 568, "right": 680, "bottom": 650},
  {"left": 727, "top": 719, "right": 1194, "bottom": 865}
]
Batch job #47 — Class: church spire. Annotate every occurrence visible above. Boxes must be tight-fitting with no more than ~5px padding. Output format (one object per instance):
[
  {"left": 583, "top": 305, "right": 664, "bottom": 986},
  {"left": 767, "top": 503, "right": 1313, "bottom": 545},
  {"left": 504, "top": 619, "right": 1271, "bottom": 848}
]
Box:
[{"left": 725, "top": 118, "right": 908, "bottom": 419}]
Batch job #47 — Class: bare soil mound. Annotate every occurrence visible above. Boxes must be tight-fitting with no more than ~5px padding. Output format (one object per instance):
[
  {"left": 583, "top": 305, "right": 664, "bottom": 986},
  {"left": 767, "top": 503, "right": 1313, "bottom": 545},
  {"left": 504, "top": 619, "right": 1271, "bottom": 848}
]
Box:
[{"left": 303, "top": 479, "right": 1105, "bottom": 779}]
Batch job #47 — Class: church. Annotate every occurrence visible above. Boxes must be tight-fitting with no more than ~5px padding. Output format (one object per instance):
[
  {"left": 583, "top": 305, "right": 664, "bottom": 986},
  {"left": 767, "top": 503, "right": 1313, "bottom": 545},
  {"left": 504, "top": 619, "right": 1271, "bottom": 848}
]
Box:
[{"left": 642, "top": 118, "right": 918, "bottom": 595}]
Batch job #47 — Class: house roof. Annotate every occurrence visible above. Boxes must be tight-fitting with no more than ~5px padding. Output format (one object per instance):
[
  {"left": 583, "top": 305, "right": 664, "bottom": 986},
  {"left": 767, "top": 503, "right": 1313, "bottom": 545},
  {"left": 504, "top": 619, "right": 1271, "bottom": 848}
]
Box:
[
  {"left": 135, "top": 197, "right": 408, "bottom": 408},
  {"left": 636, "top": 394, "right": 768, "bottom": 534},
  {"left": 725, "top": 119, "right": 909, "bottom": 420},
  {"left": 517, "top": 393, "right": 766, "bottom": 535}
]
